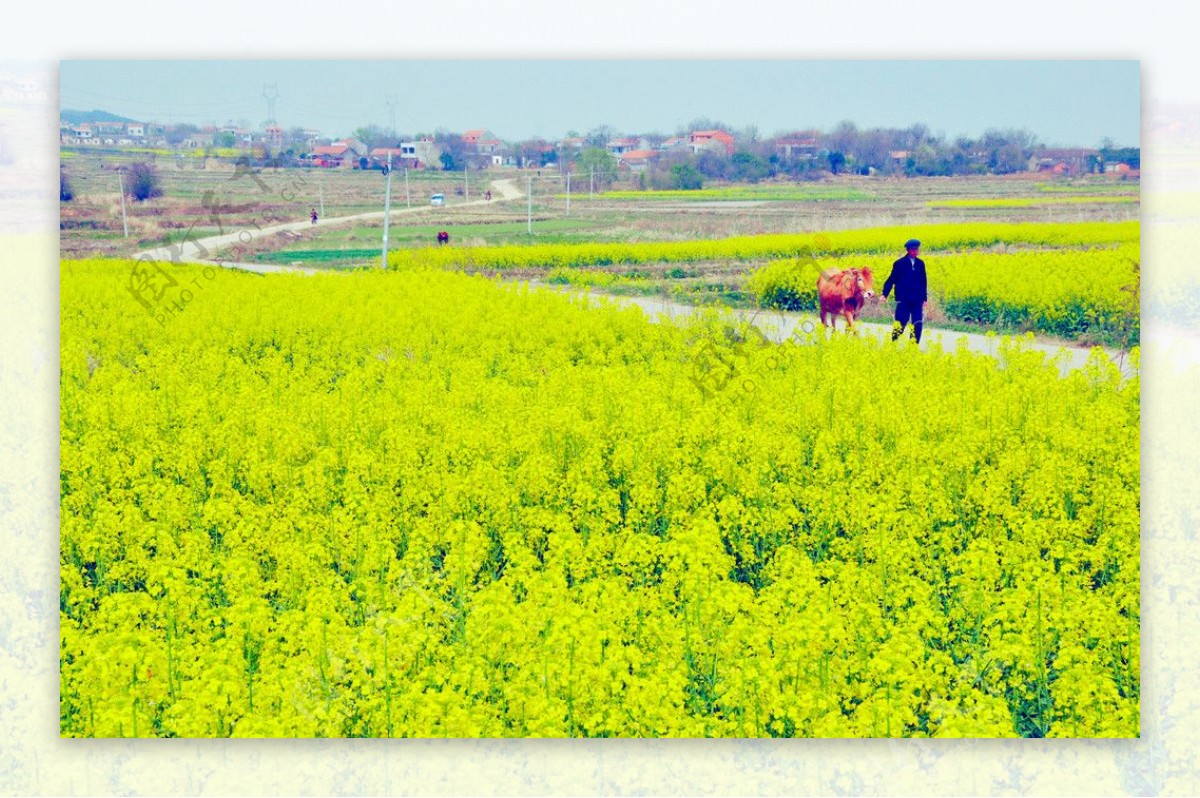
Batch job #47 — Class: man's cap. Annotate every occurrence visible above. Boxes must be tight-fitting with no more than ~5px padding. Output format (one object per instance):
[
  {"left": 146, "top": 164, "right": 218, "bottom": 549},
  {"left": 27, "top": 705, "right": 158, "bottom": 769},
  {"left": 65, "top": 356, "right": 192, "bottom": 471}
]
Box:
[{"left": 905, "top": 239, "right": 921, "bottom": 250}]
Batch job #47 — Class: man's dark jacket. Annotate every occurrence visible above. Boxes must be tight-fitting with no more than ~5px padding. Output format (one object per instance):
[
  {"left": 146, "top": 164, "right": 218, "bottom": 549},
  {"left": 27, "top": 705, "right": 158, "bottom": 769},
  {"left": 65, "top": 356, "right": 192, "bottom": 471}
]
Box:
[{"left": 882, "top": 255, "right": 928, "bottom": 304}]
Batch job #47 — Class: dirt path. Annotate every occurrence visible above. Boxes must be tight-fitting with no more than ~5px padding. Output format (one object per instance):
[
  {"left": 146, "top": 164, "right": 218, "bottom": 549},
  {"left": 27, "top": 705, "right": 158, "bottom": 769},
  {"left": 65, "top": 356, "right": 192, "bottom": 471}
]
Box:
[
  {"left": 531, "top": 283, "right": 1137, "bottom": 379},
  {"left": 140, "top": 175, "right": 1136, "bottom": 378},
  {"left": 135, "top": 177, "right": 525, "bottom": 268}
]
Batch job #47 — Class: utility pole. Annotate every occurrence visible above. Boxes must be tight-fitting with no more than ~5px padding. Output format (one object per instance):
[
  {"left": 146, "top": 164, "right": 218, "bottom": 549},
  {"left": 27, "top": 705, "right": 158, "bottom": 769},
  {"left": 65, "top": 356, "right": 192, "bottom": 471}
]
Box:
[
  {"left": 381, "top": 152, "right": 393, "bottom": 269},
  {"left": 526, "top": 176, "right": 532, "bottom": 235},
  {"left": 318, "top": 178, "right": 324, "bottom": 218},
  {"left": 404, "top": 167, "right": 410, "bottom": 208},
  {"left": 590, "top": 167, "right": 594, "bottom": 198},
  {"left": 117, "top": 169, "right": 128, "bottom": 238},
  {"left": 464, "top": 169, "right": 469, "bottom": 203},
  {"left": 566, "top": 170, "right": 571, "bottom": 215}
]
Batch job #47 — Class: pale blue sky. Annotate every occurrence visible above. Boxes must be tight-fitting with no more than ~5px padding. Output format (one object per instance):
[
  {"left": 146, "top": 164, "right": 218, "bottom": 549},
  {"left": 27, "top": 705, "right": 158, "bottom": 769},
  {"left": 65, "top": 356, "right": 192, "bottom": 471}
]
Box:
[{"left": 60, "top": 60, "right": 1140, "bottom": 147}]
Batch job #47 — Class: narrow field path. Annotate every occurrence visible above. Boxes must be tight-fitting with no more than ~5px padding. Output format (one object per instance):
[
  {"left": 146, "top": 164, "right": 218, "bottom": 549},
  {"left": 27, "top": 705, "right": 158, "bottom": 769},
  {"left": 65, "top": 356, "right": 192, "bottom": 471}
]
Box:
[
  {"left": 135, "top": 177, "right": 524, "bottom": 267},
  {"left": 137, "top": 173, "right": 1137, "bottom": 378},
  {"left": 530, "top": 283, "right": 1137, "bottom": 378}
]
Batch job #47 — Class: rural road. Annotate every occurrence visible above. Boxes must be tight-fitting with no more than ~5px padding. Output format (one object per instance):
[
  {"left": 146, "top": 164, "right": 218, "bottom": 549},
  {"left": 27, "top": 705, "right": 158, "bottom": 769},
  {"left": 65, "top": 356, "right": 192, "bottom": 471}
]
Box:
[
  {"left": 133, "top": 176, "right": 1136, "bottom": 378},
  {"left": 531, "top": 285, "right": 1138, "bottom": 379},
  {"left": 135, "top": 177, "right": 525, "bottom": 273}
]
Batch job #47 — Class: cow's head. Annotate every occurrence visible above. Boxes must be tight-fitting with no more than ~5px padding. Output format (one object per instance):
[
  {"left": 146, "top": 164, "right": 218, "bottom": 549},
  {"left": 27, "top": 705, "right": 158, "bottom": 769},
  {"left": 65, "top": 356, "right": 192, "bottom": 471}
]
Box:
[{"left": 847, "top": 267, "right": 875, "bottom": 299}]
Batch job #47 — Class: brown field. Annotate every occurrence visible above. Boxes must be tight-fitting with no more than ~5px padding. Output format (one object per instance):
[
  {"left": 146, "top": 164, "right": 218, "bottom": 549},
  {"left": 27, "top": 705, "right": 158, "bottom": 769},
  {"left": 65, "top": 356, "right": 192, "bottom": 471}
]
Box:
[{"left": 59, "top": 149, "right": 1139, "bottom": 260}]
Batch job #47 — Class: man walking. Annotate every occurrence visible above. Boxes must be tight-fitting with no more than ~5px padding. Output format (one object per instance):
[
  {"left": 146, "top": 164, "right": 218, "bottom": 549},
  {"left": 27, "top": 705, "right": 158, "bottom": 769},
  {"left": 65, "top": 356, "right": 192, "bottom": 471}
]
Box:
[{"left": 882, "top": 238, "right": 928, "bottom": 343}]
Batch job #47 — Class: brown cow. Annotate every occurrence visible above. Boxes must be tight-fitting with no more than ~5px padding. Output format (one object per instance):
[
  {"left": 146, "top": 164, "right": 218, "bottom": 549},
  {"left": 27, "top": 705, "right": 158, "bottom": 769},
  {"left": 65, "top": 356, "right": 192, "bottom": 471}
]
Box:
[{"left": 817, "top": 267, "right": 875, "bottom": 331}]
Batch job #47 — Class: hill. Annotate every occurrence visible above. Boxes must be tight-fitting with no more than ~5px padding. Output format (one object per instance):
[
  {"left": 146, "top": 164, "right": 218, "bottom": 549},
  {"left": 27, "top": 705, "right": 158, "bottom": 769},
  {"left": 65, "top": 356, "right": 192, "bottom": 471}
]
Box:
[{"left": 59, "top": 108, "right": 138, "bottom": 124}]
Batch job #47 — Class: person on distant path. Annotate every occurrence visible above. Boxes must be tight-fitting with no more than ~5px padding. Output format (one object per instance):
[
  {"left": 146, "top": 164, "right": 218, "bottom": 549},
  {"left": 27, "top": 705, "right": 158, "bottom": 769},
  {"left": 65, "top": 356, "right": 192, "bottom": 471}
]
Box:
[
  {"left": 882, "top": 238, "right": 928, "bottom": 343},
  {"left": 311, "top": 208, "right": 318, "bottom": 225}
]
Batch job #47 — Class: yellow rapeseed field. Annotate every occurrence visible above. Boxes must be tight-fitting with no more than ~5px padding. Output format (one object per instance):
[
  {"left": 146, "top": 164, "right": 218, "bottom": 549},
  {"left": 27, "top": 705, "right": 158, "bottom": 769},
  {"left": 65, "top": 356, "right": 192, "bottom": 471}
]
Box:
[
  {"left": 60, "top": 258, "right": 1139, "bottom": 738},
  {"left": 387, "top": 222, "right": 1139, "bottom": 272}
]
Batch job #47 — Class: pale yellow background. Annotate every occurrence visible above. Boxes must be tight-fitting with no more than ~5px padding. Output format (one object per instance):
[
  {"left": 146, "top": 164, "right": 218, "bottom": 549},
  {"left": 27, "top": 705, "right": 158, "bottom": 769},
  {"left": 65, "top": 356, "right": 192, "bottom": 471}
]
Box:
[{"left": 3, "top": 42, "right": 1199, "bottom": 798}]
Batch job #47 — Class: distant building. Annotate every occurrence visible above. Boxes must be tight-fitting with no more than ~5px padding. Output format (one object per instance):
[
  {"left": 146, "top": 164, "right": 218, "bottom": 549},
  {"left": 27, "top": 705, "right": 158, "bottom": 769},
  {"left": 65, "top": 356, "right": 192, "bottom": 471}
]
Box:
[
  {"left": 775, "top": 135, "right": 821, "bottom": 160},
  {"left": 458, "top": 130, "right": 500, "bottom": 156},
  {"left": 311, "top": 140, "right": 365, "bottom": 168},
  {"left": 398, "top": 139, "right": 442, "bottom": 169},
  {"left": 182, "top": 132, "right": 215, "bottom": 148},
  {"left": 690, "top": 129, "right": 735, "bottom": 155},
  {"left": 607, "top": 137, "right": 647, "bottom": 156},
  {"left": 617, "top": 149, "right": 657, "bottom": 172},
  {"left": 463, "top": 129, "right": 495, "bottom": 146},
  {"left": 93, "top": 120, "right": 125, "bottom": 136},
  {"left": 369, "top": 147, "right": 406, "bottom": 168},
  {"left": 1027, "top": 148, "right": 1097, "bottom": 175}
]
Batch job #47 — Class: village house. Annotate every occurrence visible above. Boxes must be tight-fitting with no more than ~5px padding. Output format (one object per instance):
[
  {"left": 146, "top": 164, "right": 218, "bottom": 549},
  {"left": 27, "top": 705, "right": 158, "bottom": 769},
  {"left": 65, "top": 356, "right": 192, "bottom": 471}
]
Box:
[
  {"left": 616, "top": 149, "right": 656, "bottom": 172},
  {"left": 689, "top": 129, "right": 735, "bottom": 155},
  {"left": 462, "top": 129, "right": 492, "bottom": 146},
  {"left": 522, "top": 141, "right": 557, "bottom": 168},
  {"left": 310, "top": 138, "right": 367, "bottom": 168},
  {"left": 1027, "top": 148, "right": 1098, "bottom": 176},
  {"left": 774, "top": 135, "right": 821, "bottom": 160},
  {"left": 62, "top": 124, "right": 95, "bottom": 145},
  {"left": 400, "top": 138, "right": 442, "bottom": 169},
  {"left": 369, "top": 147, "right": 404, "bottom": 168},
  {"left": 461, "top": 129, "right": 503, "bottom": 156},
  {"left": 310, "top": 144, "right": 350, "bottom": 167},
  {"left": 182, "top": 132, "right": 215, "bottom": 148},
  {"left": 92, "top": 120, "right": 125, "bottom": 137},
  {"left": 607, "top": 136, "right": 648, "bottom": 156}
]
